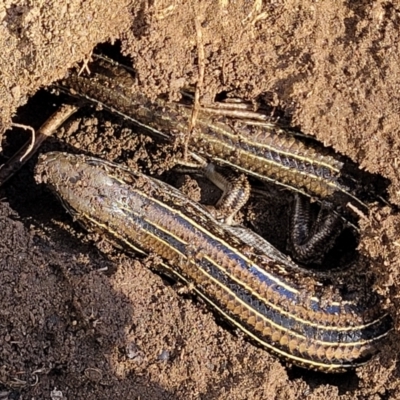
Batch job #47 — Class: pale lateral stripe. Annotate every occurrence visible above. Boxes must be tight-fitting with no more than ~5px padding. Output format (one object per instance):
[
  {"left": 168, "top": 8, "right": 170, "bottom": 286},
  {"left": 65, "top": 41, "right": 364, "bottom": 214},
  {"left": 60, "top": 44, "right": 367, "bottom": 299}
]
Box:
[
  {"left": 205, "top": 121, "right": 341, "bottom": 172},
  {"left": 199, "top": 254, "right": 386, "bottom": 347},
  {"left": 201, "top": 251, "right": 388, "bottom": 334}
]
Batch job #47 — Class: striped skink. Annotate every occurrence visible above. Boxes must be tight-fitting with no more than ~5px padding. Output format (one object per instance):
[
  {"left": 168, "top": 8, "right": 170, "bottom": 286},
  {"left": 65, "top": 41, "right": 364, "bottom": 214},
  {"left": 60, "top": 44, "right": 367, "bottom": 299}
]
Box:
[
  {"left": 54, "top": 55, "right": 387, "bottom": 221},
  {"left": 35, "top": 152, "right": 392, "bottom": 373}
]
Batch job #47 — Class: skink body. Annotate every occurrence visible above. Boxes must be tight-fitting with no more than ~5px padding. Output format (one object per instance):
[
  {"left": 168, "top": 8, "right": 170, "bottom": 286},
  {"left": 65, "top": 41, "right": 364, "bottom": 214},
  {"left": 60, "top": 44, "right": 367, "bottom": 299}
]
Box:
[
  {"left": 35, "top": 152, "right": 392, "bottom": 373},
  {"left": 55, "top": 56, "right": 386, "bottom": 218}
]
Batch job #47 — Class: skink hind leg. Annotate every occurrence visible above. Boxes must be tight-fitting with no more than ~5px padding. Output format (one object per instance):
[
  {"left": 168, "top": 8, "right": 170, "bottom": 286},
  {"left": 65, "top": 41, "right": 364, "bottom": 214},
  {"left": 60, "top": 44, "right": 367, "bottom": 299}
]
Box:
[
  {"left": 289, "top": 194, "right": 343, "bottom": 264},
  {"left": 174, "top": 153, "right": 252, "bottom": 225},
  {"left": 202, "top": 163, "right": 251, "bottom": 225}
]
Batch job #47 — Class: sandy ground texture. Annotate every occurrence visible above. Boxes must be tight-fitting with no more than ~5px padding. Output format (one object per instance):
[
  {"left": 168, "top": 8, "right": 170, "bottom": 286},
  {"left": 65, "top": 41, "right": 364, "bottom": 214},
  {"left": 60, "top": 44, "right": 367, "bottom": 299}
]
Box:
[{"left": 1, "top": 1, "right": 400, "bottom": 399}]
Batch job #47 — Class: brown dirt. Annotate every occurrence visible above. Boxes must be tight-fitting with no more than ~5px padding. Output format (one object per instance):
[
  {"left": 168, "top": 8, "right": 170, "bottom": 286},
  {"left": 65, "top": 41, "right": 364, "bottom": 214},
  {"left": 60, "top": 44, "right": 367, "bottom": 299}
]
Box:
[{"left": 1, "top": 1, "right": 400, "bottom": 399}]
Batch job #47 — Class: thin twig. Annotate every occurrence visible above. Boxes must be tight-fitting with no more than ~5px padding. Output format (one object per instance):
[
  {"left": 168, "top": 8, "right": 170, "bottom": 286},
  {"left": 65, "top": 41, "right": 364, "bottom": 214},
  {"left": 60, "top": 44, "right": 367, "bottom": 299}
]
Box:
[
  {"left": 347, "top": 202, "right": 369, "bottom": 222},
  {"left": 78, "top": 50, "right": 93, "bottom": 76},
  {"left": 185, "top": 11, "right": 205, "bottom": 161},
  {"left": 0, "top": 104, "right": 79, "bottom": 186},
  {"left": 10, "top": 123, "right": 36, "bottom": 161},
  {"left": 200, "top": 106, "right": 268, "bottom": 121}
]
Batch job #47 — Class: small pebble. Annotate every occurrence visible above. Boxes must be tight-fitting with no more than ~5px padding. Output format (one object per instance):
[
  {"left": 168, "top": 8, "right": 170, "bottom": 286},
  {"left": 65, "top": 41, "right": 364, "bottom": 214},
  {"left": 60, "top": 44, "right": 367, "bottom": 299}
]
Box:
[{"left": 157, "top": 349, "right": 170, "bottom": 362}]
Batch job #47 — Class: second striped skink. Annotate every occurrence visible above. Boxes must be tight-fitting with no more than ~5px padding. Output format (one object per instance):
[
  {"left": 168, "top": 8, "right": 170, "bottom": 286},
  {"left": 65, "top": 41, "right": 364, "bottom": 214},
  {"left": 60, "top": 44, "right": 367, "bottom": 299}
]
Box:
[
  {"left": 35, "top": 152, "right": 392, "bottom": 373},
  {"left": 54, "top": 55, "right": 388, "bottom": 222}
]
